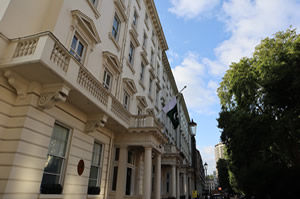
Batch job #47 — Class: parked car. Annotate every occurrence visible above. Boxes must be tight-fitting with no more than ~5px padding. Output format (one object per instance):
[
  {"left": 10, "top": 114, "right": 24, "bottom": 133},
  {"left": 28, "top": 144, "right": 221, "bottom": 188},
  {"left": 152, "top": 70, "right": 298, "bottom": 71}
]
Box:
[{"left": 211, "top": 194, "right": 224, "bottom": 199}]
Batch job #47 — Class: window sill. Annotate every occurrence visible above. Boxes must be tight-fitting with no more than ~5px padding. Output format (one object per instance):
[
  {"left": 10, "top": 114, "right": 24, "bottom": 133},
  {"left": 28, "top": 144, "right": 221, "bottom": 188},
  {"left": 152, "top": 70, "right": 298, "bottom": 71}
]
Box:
[
  {"left": 139, "top": 80, "right": 145, "bottom": 91},
  {"left": 148, "top": 95, "right": 153, "bottom": 102},
  {"left": 108, "top": 32, "right": 121, "bottom": 52},
  {"left": 39, "top": 194, "right": 63, "bottom": 199},
  {"left": 144, "top": 20, "right": 149, "bottom": 31},
  {"left": 136, "top": 0, "right": 141, "bottom": 10}
]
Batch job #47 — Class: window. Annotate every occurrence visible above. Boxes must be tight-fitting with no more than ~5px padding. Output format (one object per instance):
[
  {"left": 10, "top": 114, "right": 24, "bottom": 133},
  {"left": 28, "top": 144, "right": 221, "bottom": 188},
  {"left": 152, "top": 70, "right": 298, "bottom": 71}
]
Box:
[
  {"left": 166, "top": 173, "right": 170, "bottom": 193},
  {"left": 148, "top": 78, "right": 153, "bottom": 97},
  {"left": 156, "top": 89, "right": 159, "bottom": 106},
  {"left": 88, "top": 142, "right": 103, "bottom": 194},
  {"left": 70, "top": 34, "right": 86, "bottom": 63},
  {"left": 126, "top": 151, "right": 135, "bottom": 196},
  {"left": 103, "top": 70, "right": 112, "bottom": 90},
  {"left": 140, "top": 63, "right": 145, "bottom": 82},
  {"left": 89, "top": 0, "right": 97, "bottom": 5},
  {"left": 40, "top": 123, "right": 70, "bottom": 194},
  {"left": 112, "top": 166, "right": 118, "bottom": 191},
  {"left": 150, "top": 50, "right": 154, "bottom": 66},
  {"left": 143, "top": 32, "right": 147, "bottom": 48},
  {"left": 133, "top": 11, "right": 138, "bottom": 28},
  {"left": 152, "top": 31, "right": 155, "bottom": 45},
  {"left": 145, "top": 12, "right": 149, "bottom": 27},
  {"left": 112, "top": 148, "right": 119, "bottom": 191},
  {"left": 138, "top": 107, "right": 143, "bottom": 115},
  {"left": 123, "top": 91, "right": 130, "bottom": 110},
  {"left": 128, "top": 42, "right": 135, "bottom": 65},
  {"left": 112, "top": 13, "right": 121, "bottom": 40}
]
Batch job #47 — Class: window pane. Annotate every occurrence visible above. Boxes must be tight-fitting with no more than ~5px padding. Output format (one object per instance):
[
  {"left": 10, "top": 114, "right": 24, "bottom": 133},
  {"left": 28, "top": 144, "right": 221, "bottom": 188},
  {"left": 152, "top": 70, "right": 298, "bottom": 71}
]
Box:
[
  {"left": 41, "top": 173, "right": 60, "bottom": 185},
  {"left": 44, "top": 155, "right": 63, "bottom": 174},
  {"left": 112, "top": 166, "right": 118, "bottom": 191},
  {"left": 92, "top": 143, "right": 102, "bottom": 166},
  {"left": 89, "top": 166, "right": 99, "bottom": 179},
  {"left": 77, "top": 42, "right": 84, "bottom": 57},
  {"left": 71, "top": 36, "right": 78, "bottom": 50},
  {"left": 48, "top": 124, "right": 69, "bottom": 157},
  {"left": 126, "top": 168, "right": 132, "bottom": 195},
  {"left": 88, "top": 179, "right": 97, "bottom": 187}
]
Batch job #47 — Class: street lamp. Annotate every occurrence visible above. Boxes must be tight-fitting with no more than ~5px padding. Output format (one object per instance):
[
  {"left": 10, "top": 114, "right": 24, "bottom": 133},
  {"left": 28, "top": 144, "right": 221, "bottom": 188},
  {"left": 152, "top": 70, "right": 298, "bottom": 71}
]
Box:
[
  {"left": 189, "top": 119, "right": 197, "bottom": 197},
  {"left": 189, "top": 119, "right": 197, "bottom": 136},
  {"left": 204, "top": 162, "right": 208, "bottom": 195}
]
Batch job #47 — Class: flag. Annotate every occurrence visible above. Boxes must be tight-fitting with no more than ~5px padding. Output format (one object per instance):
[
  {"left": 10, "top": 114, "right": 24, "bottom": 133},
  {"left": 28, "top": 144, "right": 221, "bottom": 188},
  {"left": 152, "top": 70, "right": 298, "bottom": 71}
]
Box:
[{"left": 163, "top": 97, "right": 179, "bottom": 129}]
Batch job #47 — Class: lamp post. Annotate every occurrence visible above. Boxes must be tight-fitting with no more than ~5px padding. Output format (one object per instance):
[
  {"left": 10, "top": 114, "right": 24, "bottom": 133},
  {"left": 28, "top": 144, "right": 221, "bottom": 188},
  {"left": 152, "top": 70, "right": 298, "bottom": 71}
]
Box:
[
  {"left": 204, "top": 162, "right": 208, "bottom": 196},
  {"left": 189, "top": 119, "right": 197, "bottom": 197}
]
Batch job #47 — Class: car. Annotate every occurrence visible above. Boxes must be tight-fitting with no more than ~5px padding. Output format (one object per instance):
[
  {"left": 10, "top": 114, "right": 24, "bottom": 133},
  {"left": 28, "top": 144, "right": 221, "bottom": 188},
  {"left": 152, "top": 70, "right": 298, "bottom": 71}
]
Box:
[{"left": 211, "top": 194, "right": 224, "bottom": 199}]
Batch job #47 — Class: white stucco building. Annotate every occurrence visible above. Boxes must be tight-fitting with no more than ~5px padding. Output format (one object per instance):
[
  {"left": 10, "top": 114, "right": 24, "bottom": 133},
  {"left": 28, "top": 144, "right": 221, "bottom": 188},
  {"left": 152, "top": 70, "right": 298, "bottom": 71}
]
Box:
[{"left": 0, "top": 0, "right": 205, "bottom": 199}]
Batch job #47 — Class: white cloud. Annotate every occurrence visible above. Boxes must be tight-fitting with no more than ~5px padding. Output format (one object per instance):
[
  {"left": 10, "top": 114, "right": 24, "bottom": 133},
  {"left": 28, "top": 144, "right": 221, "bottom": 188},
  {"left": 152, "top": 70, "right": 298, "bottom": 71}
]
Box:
[
  {"left": 169, "top": 0, "right": 300, "bottom": 116},
  {"left": 199, "top": 145, "right": 216, "bottom": 175},
  {"left": 172, "top": 52, "right": 218, "bottom": 114},
  {"left": 216, "top": 0, "right": 300, "bottom": 66},
  {"left": 168, "top": 0, "right": 220, "bottom": 19}
]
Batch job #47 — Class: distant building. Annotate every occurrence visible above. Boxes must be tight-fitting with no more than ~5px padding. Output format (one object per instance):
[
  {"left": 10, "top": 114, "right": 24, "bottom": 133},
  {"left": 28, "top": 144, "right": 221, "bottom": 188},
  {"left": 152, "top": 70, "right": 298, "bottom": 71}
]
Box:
[{"left": 215, "top": 142, "right": 226, "bottom": 176}]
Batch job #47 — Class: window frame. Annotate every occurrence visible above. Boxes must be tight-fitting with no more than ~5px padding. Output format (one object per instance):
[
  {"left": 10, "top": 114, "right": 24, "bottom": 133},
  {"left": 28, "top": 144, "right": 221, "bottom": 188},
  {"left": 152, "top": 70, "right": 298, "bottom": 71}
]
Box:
[
  {"left": 112, "top": 13, "right": 121, "bottom": 41},
  {"left": 128, "top": 42, "right": 135, "bottom": 65},
  {"left": 103, "top": 69, "right": 113, "bottom": 90},
  {"left": 40, "top": 122, "right": 71, "bottom": 194},
  {"left": 88, "top": 142, "right": 104, "bottom": 191},
  {"left": 70, "top": 32, "right": 87, "bottom": 63},
  {"left": 123, "top": 90, "right": 130, "bottom": 110}
]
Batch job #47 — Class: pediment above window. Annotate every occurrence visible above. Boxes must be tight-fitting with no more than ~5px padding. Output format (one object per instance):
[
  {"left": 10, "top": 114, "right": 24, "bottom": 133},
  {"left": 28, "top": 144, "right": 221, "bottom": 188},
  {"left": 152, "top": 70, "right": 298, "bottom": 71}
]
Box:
[
  {"left": 71, "top": 10, "right": 101, "bottom": 44},
  {"left": 129, "top": 29, "right": 140, "bottom": 47},
  {"left": 114, "top": 0, "right": 128, "bottom": 22},
  {"left": 136, "top": 95, "right": 148, "bottom": 108},
  {"left": 141, "top": 51, "right": 149, "bottom": 65},
  {"left": 123, "top": 78, "right": 137, "bottom": 95},
  {"left": 103, "top": 51, "right": 122, "bottom": 75},
  {"left": 149, "top": 68, "right": 155, "bottom": 78}
]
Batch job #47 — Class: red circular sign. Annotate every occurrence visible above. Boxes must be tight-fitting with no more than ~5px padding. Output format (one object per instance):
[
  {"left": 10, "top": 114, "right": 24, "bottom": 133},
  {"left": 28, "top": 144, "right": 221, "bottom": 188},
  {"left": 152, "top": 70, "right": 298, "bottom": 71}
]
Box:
[{"left": 77, "top": 159, "right": 85, "bottom": 176}]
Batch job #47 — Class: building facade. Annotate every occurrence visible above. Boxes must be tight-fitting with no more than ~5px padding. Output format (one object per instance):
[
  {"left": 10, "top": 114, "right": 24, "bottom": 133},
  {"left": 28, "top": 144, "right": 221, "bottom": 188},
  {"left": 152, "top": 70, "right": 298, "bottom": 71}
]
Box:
[
  {"left": 0, "top": 0, "right": 204, "bottom": 199},
  {"left": 214, "top": 142, "right": 225, "bottom": 177}
]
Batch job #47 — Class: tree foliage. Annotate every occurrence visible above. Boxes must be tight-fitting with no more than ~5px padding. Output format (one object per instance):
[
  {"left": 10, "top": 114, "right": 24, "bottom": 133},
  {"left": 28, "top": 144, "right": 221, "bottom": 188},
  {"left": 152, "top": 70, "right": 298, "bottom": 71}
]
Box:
[
  {"left": 217, "top": 28, "right": 300, "bottom": 198},
  {"left": 216, "top": 159, "right": 233, "bottom": 193}
]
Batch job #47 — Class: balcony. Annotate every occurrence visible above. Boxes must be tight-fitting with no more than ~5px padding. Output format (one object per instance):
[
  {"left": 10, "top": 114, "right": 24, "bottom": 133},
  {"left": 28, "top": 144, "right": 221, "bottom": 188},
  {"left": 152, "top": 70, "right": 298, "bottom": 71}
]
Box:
[{"left": 0, "top": 32, "right": 166, "bottom": 136}]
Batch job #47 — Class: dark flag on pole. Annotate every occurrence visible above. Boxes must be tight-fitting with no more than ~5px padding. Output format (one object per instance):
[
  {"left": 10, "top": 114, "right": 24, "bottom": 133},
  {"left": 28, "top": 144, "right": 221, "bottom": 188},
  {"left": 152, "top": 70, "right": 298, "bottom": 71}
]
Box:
[{"left": 163, "top": 97, "right": 179, "bottom": 129}]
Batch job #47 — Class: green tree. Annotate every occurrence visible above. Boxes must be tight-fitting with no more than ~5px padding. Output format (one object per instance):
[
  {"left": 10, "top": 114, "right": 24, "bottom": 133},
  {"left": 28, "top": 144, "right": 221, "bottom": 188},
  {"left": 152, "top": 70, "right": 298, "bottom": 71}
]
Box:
[
  {"left": 216, "top": 159, "right": 233, "bottom": 193},
  {"left": 217, "top": 28, "right": 300, "bottom": 198}
]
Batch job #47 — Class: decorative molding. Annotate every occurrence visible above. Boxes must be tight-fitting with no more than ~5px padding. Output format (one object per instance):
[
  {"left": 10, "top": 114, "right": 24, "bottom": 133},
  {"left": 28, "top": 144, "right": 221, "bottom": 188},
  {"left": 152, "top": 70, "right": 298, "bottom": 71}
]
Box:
[
  {"left": 4, "top": 70, "right": 29, "bottom": 98},
  {"left": 38, "top": 84, "right": 70, "bottom": 109},
  {"left": 85, "top": 113, "right": 109, "bottom": 133}
]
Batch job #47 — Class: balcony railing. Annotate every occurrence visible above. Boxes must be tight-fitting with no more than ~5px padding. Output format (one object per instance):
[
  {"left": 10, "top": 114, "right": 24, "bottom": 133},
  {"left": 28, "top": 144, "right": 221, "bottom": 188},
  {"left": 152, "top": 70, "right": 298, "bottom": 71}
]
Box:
[
  {"left": 0, "top": 31, "right": 164, "bottom": 132},
  {"left": 130, "top": 114, "right": 163, "bottom": 129}
]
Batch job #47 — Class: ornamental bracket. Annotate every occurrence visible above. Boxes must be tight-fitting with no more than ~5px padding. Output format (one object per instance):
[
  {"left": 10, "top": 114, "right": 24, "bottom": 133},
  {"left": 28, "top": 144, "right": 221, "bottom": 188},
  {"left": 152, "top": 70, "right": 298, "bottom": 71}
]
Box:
[
  {"left": 4, "top": 70, "right": 29, "bottom": 98},
  {"left": 85, "top": 113, "right": 109, "bottom": 133},
  {"left": 38, "top": 84, "right": 70, "bottom": 109}
]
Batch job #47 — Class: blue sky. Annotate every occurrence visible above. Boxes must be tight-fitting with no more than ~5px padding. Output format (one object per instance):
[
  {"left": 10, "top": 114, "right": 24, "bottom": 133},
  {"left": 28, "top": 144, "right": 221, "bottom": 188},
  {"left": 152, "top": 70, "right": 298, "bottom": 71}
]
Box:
[{"left": 154, "top": 0, "right": 300, "bottom": 174}]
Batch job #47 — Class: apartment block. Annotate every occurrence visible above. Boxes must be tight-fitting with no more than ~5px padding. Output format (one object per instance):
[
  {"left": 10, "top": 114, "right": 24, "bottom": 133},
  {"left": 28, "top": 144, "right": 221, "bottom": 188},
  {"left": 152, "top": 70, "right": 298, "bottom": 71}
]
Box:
[{"left": 0, "top": 0, "right": 204, "bottom": 199}]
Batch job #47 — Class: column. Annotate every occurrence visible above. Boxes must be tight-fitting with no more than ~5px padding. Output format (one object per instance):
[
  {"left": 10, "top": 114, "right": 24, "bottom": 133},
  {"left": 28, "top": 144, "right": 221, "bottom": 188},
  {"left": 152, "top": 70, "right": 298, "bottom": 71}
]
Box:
[
  {"left": 177, "top": 168, "right": 180, "bottom": 199},
  {"left": 183, "top": 172, "right": 187, "bottom": 199},
  {"left": 143, "top": 147, "right": 152, "bottom": 199},
  {"left": 116, "top": 146, "right": 128, "bottom": 199},
  {"left": 154, "top": 153, "right": 161, "bottom": 199},
  {"left": 171, "top": 165, "right": 176, "bottom": 197}
]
